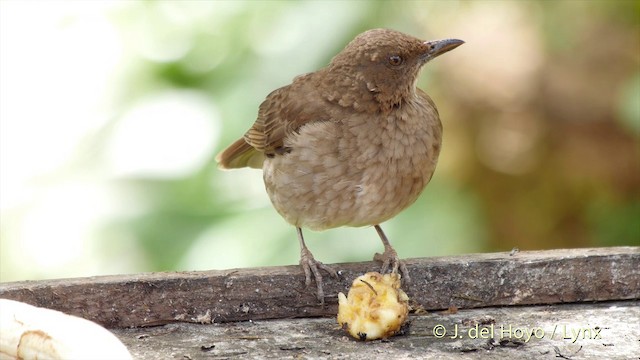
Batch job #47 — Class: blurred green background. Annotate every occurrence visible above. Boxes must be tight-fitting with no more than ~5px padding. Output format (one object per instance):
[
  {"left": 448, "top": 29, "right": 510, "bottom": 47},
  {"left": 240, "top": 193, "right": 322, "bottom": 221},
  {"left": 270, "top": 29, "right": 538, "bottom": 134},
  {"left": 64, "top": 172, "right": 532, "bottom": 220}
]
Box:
[{"left": 1, "top": 0, "right": 638, "bottom": 282}]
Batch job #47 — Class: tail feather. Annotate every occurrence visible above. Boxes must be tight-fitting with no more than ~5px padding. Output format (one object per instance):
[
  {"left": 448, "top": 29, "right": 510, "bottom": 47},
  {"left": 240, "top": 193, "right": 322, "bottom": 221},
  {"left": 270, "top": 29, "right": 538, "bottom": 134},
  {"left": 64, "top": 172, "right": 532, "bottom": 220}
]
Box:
[{"left": 215, "top": 138, "right": 265, "bottom": 169}]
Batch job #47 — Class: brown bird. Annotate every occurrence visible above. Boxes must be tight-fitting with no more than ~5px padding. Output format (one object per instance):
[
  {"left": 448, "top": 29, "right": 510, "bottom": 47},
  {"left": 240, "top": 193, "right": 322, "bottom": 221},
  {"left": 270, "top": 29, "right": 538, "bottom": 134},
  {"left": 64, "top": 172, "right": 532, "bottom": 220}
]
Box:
[{"left": 216, "top": 28, "right": 463, "bottom": 302}]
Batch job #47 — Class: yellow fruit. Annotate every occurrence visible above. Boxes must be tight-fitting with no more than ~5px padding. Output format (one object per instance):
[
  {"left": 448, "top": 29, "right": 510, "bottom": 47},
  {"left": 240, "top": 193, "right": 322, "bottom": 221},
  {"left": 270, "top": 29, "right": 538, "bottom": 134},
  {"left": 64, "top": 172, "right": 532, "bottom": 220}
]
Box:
[{"left": 337, "top": 272, "right": 409, "bottom": 341}]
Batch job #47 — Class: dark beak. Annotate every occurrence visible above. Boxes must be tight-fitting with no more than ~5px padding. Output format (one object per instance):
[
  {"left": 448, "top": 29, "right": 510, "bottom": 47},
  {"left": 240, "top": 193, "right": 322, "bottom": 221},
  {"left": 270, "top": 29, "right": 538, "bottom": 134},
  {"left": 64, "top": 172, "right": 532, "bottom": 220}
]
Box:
[{"left": 422, "top": 39, "right": 464, "bottom": 61}]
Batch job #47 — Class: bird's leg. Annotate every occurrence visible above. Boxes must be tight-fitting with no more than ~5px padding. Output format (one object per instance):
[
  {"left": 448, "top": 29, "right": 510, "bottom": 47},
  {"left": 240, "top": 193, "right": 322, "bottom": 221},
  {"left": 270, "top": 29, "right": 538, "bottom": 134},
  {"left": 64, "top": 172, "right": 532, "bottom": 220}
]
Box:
[
  {"left": 297, "top": 227, "right": 338, "bottom": 303},
  {"left": 373, "top": 225, "right": 411, "bottom": 283}
]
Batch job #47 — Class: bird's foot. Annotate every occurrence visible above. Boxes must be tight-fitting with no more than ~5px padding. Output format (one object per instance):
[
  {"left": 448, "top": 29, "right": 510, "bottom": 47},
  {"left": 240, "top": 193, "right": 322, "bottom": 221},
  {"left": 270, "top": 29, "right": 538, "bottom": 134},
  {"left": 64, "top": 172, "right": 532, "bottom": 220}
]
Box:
[
  {"left": 300, "top": 247, "right": 339, "bottom": 304},
  {"left": 374, "top": 247, "right": 411, "bottom": 284}
]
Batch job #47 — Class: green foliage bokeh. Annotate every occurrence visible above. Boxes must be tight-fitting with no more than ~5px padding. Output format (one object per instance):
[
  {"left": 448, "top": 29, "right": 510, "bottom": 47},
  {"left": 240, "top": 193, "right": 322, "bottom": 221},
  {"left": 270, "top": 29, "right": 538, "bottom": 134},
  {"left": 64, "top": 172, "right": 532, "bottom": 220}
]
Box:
[{"left": 1, "top": 0, "right": 638, "bottom": 282}]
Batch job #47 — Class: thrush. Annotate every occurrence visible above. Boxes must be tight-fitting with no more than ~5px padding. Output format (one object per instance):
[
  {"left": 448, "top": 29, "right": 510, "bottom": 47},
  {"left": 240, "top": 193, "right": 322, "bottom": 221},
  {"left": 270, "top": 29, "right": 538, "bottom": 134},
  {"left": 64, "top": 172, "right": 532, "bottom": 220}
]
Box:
[{"left": 216, "top": 28, "right": 463, "bottom": 303}]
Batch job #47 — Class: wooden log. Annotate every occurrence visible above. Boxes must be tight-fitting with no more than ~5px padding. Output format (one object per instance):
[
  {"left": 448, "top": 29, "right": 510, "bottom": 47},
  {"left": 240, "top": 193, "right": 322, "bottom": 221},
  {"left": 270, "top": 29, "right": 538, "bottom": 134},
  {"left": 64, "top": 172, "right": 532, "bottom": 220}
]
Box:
[
  {"left": 112, "top": 300, "right": 640, "bottom": 360},
  {"left": 0, "top": 247, "right": 638, "bottom": 328}
]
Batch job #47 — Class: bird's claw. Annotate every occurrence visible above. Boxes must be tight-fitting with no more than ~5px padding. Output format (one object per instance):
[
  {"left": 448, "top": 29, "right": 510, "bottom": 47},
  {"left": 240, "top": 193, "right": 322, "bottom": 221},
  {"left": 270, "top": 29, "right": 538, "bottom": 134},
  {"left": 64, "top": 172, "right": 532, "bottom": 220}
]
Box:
[
  {"left": 374, "top": 248, "right": 411, "bottom": 284},
  {"left": 300, "top": 248, "right": 338, "bottom": 304}
]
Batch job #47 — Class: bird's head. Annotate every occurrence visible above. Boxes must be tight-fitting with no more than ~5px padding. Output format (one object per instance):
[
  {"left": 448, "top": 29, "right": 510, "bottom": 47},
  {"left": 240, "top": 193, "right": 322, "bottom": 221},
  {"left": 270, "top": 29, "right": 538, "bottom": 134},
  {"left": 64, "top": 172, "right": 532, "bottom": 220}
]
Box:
[{"left": 328, "top": 28, "right": 463, "bottom": 111}]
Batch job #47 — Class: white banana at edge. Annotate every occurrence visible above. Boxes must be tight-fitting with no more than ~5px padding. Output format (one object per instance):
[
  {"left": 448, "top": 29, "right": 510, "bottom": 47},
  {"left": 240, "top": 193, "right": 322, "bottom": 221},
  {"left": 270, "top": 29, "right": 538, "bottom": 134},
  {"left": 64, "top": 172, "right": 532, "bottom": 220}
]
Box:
[{"left": 0, "top": 299, "right": 132, "bottom": 360}]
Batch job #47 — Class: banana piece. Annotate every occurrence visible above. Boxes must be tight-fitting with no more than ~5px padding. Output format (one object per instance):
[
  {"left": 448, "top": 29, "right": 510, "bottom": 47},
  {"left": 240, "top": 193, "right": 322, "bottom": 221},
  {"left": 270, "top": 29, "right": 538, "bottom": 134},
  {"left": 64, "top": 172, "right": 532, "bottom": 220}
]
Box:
[
  {"left": 337, "top": 272, "right": 409, "bottom": 341},
  {"left": 0, "top": 299, "right": 132, "bottom": 360}
]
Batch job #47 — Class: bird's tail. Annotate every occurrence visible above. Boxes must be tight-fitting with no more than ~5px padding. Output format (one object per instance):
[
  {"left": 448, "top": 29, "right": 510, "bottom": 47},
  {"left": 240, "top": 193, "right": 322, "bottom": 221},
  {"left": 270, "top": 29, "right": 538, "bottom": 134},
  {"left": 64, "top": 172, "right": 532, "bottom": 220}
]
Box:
[{"left": 215, "top": 138, "right": 265, "bottom": 169}]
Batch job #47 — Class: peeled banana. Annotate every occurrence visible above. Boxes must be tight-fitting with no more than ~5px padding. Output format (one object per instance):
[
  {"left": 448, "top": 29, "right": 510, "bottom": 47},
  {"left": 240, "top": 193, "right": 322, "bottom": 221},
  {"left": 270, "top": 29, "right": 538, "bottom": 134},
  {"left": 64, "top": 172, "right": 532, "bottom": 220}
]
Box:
[{"left": 0, "top": 299, "right": 132, "bottom": 360}]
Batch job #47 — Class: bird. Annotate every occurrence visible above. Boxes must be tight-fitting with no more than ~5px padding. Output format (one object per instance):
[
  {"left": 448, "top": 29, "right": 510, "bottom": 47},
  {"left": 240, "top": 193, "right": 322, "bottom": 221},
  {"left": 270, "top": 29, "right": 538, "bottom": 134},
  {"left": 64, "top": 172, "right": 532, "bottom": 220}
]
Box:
[{"left": 216, "top": 28, "right": 463, "bottom": 303}]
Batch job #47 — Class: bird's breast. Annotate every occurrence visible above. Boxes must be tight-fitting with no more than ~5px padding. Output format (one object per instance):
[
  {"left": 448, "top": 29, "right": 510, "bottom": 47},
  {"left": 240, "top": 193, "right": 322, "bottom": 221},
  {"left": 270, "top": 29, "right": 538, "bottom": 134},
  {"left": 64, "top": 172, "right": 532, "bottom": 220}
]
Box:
[{"left": 263, "top": 98, "right": 442, "bottom": 230}]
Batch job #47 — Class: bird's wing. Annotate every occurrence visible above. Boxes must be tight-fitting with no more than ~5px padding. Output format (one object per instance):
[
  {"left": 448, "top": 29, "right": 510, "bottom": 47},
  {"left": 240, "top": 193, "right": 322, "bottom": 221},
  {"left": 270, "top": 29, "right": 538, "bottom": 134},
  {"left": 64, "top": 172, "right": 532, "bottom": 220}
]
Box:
[
  {"left": 216, "top": 74, "right": 325, "bottom": 169},
  {"left": 244, "top": 86, "right": 289, "bottom": 154}
]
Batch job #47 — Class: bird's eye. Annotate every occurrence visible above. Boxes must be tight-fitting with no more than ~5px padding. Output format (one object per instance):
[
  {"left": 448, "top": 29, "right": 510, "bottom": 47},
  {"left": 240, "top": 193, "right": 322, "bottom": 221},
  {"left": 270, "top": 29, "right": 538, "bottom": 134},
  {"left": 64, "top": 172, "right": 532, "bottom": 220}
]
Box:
[{"left": 388, "top": 55, "right": 403, "bottom": 66}]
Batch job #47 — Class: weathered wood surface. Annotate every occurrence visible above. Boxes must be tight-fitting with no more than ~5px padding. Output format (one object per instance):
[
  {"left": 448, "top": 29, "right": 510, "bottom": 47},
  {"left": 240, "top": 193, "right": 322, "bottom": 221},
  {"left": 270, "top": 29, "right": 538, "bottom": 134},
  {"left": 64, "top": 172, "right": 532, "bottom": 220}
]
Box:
[
  {"left": 0, "top": 247, "right": 638, "bottom": 328},
  {"left": 113, "top": 300, "right": 640, "bottom": 359}
]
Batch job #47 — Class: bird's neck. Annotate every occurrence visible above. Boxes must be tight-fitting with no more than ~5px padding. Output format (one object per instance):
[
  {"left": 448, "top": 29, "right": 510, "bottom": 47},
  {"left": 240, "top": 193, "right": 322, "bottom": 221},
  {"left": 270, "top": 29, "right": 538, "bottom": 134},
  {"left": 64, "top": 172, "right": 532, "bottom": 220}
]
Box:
[
  {"left": 373, "top": 86, "right": 414, "bottom": 113},
  {"left": 319, "top": 66, "right": 414, "bottom": 114}
]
